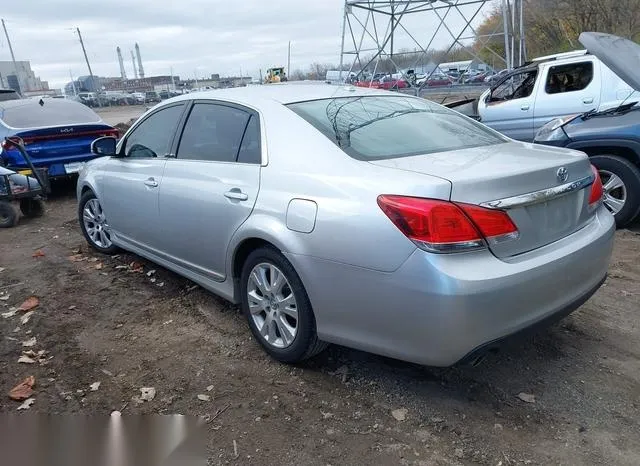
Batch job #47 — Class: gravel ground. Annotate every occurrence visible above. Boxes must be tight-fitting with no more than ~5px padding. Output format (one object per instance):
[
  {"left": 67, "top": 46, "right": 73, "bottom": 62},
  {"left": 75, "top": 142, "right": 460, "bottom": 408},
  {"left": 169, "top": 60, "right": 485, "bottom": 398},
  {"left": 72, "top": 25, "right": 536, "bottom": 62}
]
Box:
[{"left": 1, "top": 191, "right": 639, "bottom": 465}]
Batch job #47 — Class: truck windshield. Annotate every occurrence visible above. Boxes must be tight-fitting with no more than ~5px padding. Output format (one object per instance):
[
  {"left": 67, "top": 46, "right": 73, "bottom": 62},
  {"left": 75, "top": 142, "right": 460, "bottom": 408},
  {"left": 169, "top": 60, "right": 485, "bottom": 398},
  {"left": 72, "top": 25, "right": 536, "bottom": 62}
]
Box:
[{"left": 287, "top": 95, "right": 506, "bottom": 160}]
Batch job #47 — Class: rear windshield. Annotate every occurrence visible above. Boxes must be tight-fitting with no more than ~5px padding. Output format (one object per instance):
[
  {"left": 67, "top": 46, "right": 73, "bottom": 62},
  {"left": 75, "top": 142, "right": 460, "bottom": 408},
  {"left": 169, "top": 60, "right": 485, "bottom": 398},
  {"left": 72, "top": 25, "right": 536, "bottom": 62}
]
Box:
[
  {"left": 287, "top": 95, "right": 506, "bottom": 160},
  {"left": 0, "top": 100, "right": 101, "bottom": 128}
]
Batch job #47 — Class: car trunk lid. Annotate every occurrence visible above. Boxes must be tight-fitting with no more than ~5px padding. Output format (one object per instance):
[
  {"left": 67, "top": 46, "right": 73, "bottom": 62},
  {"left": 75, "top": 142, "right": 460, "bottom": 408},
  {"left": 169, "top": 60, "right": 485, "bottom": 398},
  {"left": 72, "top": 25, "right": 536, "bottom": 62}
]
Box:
[{"left": 369, "top": 141, "right": 595, "bottom": 258}]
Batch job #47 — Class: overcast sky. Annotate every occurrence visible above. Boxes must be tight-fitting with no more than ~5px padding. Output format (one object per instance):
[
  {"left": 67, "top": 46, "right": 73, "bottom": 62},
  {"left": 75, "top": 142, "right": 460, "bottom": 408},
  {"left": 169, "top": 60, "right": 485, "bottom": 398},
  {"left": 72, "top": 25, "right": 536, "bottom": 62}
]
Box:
[{"left": 1, "top": 0, "right": 494, "bottom": 89}]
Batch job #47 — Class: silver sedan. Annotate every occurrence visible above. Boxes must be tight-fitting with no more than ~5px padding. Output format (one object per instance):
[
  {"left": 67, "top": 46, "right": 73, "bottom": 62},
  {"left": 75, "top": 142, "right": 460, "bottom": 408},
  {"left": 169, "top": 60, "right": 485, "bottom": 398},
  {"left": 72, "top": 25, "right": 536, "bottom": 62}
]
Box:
[{"left": 77, "top": 84, "right": 615, "bottom": 366}]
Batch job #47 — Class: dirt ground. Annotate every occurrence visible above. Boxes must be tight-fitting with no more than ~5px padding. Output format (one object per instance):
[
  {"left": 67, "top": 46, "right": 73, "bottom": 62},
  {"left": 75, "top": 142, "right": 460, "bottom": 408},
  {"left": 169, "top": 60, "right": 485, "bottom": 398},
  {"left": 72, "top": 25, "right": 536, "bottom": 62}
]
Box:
[{"left": 1, "top": 187, "right": 639, "bottom": 465}]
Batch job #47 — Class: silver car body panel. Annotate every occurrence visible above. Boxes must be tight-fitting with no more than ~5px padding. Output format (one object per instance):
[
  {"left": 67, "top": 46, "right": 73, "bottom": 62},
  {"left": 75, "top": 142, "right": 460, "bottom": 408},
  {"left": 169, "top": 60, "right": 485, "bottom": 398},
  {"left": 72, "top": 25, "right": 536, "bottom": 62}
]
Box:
[{"left": 78, "top": 84, "right": 615, "bottom": 366}]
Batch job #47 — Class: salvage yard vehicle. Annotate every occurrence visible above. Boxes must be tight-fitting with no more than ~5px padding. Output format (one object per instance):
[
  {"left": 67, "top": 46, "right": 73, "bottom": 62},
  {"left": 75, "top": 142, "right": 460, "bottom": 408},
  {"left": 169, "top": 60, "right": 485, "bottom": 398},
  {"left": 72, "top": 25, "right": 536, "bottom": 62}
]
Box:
[
  {"left": 77, "top": 84, "right": 614, "bottom": 367},
  {"left": 470, "top": 47, "right": 638, "bottom": 141},
  {"left": 534, "top": 32, "right": 640, "bottom": 228},
  {"left": 0, "top": 136, "right": 48, "bottom": 228},
  {"left": 0, "top": 98, "right": 118, "bottom": 178}
]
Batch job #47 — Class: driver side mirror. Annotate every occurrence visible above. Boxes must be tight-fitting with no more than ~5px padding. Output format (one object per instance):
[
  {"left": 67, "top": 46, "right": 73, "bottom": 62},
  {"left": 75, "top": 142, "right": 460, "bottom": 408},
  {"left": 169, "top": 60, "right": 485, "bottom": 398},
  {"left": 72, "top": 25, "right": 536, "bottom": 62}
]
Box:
[{"left": 91, "top": 136, "right": 117, "bottom": 157}]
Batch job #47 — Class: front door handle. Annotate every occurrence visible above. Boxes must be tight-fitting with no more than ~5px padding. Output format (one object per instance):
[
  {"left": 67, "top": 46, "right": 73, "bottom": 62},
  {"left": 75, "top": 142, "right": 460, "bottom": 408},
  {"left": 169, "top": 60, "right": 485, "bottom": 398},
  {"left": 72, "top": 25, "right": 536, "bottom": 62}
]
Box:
[
  {"left": 521, "top": 104, "right": 530, "bottom": 111},
  {"left": 583, "top": 97, "right": 594, "bottom": 104},
  {"left": 224, "top": 189, "right": 248, "bottom": 201},
  {"left": 144, "top": 178, "right": 158, "bottom": 188}
]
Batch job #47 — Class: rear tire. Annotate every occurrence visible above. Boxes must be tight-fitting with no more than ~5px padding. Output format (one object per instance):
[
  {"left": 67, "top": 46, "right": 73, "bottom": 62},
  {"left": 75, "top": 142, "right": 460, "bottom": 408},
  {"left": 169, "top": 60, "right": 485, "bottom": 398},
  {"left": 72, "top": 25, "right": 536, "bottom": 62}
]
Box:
[
  {"left": 20, "top": 199, "right": 44, "bottom": 218},
  {"left": 240, "top": 246, "right": 328, "bottom": 363},
  {"left": 0, "top": 201, "right": 19, "bottom": 228},
  {"left": 590, "top": 155, "right": 640, "bottom": 228}
]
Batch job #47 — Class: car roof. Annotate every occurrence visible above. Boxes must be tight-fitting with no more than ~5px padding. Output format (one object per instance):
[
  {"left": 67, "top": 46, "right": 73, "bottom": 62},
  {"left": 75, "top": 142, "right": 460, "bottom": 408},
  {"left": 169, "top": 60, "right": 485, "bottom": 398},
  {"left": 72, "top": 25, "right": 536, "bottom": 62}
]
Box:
[{"left": 166, "top": 83, "right": 392, "bottom": 108}]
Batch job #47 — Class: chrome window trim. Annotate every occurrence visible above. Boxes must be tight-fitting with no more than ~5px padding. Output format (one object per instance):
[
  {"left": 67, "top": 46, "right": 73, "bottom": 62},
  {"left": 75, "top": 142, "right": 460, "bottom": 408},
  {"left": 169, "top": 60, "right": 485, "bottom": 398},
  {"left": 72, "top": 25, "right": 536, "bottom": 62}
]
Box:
[{"left": 479, "top": 174, "right": 595, "bottom": 210}]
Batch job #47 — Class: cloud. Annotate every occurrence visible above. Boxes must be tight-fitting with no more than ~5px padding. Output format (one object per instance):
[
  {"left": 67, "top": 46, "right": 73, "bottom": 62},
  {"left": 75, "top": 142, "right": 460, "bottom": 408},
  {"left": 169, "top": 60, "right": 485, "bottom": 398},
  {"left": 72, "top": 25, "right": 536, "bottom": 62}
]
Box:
[{"left": 1, "top": 0, "right": 493, "bottom": 89}]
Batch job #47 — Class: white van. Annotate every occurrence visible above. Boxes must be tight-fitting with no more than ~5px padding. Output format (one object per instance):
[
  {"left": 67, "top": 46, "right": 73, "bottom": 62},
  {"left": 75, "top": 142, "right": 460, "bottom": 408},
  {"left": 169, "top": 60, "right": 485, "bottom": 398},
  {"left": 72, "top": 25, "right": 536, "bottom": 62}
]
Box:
[{"left": 476, "top": 50, "right": 638, "bottom": 141}]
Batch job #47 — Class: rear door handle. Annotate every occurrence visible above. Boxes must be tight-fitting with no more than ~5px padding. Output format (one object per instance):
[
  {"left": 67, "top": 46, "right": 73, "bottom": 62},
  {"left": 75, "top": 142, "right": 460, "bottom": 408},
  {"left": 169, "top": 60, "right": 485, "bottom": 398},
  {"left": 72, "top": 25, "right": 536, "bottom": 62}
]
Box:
[
  {"left": 521, "top": 105, "right": 530, "bottom": 111},
  {"left": 224, "top": 189, "right": 248, "bottom": 201},
  {"left": 583, "top": 97, "right": 594, "bottom": 104},
  {"left": 144, "top": 178, "right": 158, "bottom": 188}
]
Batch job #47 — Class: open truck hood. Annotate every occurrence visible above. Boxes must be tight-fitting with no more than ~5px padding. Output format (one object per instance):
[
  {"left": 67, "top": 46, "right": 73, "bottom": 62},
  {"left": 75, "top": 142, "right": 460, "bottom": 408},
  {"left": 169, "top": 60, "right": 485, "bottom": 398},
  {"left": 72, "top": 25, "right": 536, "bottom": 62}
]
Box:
[{"left": 579, "top": 32, "right": 640, "bottom": 92}]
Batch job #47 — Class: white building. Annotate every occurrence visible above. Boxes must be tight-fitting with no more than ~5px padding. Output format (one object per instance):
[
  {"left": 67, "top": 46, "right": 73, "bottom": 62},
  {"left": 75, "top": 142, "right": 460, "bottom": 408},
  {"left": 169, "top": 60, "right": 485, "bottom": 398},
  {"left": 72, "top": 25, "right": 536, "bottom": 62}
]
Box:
[{"left": 0, "top": 61, "right": 49, "bottom": 93}]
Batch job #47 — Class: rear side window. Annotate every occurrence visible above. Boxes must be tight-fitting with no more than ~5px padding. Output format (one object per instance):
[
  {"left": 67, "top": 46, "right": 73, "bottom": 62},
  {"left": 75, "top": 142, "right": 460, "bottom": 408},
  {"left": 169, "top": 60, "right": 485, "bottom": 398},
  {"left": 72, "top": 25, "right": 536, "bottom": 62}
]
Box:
[
  {"left": 545, "top": 62, "right": 594, "bottom": 94},
  {"left": 124, "top": 104, "right": 185, "bottom": 158},
  {"left": 237, "top": 115, "right": 261, "bottom": 164},
  {"left": 177, "top": 103, "right": 250, "bottom": 162},
  {"left": 287, "top": 96, "right": 505, "bottom": 161},
  {"left": 1, "top": 100, "right": 101, "bottom": 128}
]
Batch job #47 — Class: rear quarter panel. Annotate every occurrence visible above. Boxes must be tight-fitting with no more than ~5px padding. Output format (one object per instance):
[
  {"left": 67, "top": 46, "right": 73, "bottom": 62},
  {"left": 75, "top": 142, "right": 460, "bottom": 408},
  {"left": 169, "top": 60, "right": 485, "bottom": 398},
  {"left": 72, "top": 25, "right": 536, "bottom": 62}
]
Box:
[{"left": 228, "top": 100, "right": 452, "bottom": 274}]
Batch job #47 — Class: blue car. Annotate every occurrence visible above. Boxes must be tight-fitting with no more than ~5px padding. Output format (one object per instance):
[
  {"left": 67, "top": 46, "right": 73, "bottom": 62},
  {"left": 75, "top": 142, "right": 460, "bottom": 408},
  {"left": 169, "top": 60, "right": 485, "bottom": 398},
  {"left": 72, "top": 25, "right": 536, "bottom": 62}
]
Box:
[{"left": 0, "top": 98, "right": 118, "bottom": 178}]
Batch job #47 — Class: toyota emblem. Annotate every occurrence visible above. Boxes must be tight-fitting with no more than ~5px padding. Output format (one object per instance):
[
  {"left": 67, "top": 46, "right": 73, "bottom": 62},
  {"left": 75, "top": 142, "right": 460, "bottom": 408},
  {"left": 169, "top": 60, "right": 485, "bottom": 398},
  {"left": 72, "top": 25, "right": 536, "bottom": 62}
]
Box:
[{"left": 556, "top": 167, "right": 568, "bottom": 183}]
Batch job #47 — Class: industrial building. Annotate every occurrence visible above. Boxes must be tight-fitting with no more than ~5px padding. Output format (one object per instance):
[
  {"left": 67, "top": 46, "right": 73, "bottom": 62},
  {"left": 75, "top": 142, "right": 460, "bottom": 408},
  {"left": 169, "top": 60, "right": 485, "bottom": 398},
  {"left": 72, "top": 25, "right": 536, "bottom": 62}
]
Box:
[{"left": 0, "top": 60, "right": 49, "bottom": 93}]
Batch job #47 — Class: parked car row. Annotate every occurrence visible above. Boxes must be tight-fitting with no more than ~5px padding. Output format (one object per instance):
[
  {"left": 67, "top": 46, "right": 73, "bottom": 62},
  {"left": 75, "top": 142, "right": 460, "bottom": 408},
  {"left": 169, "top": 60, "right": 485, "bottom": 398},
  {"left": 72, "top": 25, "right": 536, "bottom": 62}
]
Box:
[
  {"left": 74, "top": 90, "right": 180, "bottom": 107},
  {"left": 353, "top": 69, "right": 499, "bottom": 89}
]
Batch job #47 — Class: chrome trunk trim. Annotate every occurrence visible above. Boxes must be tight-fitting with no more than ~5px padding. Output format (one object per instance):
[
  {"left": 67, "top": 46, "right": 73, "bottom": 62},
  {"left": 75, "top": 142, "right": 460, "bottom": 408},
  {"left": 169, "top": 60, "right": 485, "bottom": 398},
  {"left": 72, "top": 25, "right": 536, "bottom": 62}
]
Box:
[{"left": 479, "top": 174, "right": 595, "bottom": 210}]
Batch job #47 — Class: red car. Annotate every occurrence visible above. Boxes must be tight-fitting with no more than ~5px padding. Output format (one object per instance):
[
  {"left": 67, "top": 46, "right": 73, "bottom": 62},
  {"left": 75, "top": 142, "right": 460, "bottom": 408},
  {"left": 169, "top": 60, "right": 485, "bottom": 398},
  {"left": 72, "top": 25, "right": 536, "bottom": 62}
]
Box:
[{"left": 355, "top": 77, "right": 409, "bottom": 89}]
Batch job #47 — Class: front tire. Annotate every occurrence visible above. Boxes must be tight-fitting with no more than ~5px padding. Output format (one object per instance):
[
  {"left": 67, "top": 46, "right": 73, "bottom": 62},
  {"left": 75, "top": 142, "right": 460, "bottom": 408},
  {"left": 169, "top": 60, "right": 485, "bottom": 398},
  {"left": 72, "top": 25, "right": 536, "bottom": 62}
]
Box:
[
  {"left": 0, "top": 201, "right": 19, "bottom": 228},
  {"left": 78, "top": 191, "right": 119, "bottom": 254},
  {"left": 590, "top": 155, "right": 640, "bottom": 228},
  {"left": 240, "top": 246, "right": 327, "bottom": 363}
]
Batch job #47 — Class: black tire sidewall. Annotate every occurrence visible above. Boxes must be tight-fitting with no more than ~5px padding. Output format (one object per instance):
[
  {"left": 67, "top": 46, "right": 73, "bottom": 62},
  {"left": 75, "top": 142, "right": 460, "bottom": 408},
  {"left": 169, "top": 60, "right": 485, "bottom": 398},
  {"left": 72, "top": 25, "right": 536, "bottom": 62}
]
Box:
[
  {"left": 19, "top": 199, "right": 44, "bottom": 218},
  {"left": 78, "top": 191, "right": 119, "bottom": 254},
  {"left": 240, "top": 247, "right": 315, "bottom": 363},
  {"left": 590, "top": 155, "right": 640, "bottom": 227},
  {"left": 0, "top": 201, "right": 18, "bottom": 228}
]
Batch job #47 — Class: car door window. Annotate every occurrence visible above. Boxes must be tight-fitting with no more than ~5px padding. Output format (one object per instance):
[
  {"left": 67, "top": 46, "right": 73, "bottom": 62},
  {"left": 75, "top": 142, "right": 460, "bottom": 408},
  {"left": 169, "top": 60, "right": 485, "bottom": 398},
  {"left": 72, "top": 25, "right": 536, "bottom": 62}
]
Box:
[
  {"left": 177, "top": 103, "right": 250, "bottom": 162},
  {"left": 545, "top": 62, "right": 593, "bottom": 94},
  {"left": 237, "top": 115, "right": 262, "bottom": 164},
  {"left": 124, "top": 104, "right": 185, "bottom": 158},
  {"left": 491, "top": 70, "right": 538, "bottom": 102}
]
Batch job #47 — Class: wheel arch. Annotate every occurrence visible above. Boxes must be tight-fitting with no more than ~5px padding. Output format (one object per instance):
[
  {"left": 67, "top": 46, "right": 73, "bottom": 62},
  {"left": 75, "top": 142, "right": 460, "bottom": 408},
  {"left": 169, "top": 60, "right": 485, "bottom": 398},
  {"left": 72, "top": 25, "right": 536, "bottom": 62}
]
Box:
[
  {"left": 228, "top": 216, "right": 309, "bottom": 302},
  {"left": 567, "top": 139, "right": 640, "bottom": 166}
]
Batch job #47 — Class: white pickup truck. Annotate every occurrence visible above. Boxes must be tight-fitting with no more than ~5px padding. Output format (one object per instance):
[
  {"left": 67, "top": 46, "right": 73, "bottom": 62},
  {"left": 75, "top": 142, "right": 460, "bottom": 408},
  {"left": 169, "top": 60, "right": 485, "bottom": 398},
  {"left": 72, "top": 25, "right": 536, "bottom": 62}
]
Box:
[{"left": 473, "top": 50, "right": 638, "bottom": 141}]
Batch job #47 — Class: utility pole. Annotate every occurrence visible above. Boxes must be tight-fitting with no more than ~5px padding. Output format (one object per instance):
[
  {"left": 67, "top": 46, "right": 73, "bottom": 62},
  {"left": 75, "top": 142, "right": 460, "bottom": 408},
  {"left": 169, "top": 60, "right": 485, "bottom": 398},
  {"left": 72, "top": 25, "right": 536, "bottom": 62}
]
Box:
[
  {"left": 501, "top": 0, "right": 512, "bottom": 70},
  {"left": 287, "top": 41, "right": 291, "bottom": 79},
  {"left": 75, "top": 27, "right": 98, "bottom": 98},
  {"left": 1, "top": 19, "right": 21, "bottom": 93}
]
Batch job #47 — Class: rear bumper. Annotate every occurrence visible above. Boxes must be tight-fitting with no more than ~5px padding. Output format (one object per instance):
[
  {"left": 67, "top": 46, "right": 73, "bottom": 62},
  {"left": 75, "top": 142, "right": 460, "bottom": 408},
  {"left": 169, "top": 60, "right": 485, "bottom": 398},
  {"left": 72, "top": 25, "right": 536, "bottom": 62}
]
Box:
[
  {"left": 458, "top": 273, "right": 606, "bottom": 365},
  {"left": 5, "top": 153, "right": 96, "bottom": 177},
  {"left": 288, "top": 206, "right": 615, "bottom": 366}
]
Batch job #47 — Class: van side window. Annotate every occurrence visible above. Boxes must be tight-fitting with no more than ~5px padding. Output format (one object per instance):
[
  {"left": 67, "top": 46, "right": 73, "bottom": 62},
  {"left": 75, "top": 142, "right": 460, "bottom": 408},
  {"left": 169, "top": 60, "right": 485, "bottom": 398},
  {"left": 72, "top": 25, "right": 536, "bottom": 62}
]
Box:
[
  {"left": 491, "top": 70, "right": 538, "bottom": 102},
  {"left": 545, "top": 62, "right": 593, "bottom": 94}
]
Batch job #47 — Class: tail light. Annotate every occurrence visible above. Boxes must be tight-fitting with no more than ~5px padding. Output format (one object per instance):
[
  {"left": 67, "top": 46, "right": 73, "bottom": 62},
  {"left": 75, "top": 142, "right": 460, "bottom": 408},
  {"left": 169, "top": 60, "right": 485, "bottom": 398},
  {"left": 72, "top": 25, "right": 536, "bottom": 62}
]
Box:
[
  {"left": 377, "top": 195, "right": 518, "bottom": 253},
  {"left": 1, "top": 128, "right": 119, "bottom": 150},
  {"left": 1, "top": 139, "right": 14, "bottom": 151},
  {"left": 588, "top": 164, "right": 603, "bottom": 207}
]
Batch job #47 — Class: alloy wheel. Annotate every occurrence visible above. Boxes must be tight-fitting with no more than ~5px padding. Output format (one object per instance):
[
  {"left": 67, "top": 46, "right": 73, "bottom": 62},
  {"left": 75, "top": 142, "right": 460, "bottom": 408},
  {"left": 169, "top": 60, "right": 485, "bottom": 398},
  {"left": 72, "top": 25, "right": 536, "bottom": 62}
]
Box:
[
  {"left": 247, "top": 263, "right": 298, "bottom": 349},
  {"left": 82, "top": 198, "right": 113, "bottom": 248},
  {"left": 599, "top": 169, "right": 627, "bottom": 215}
]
